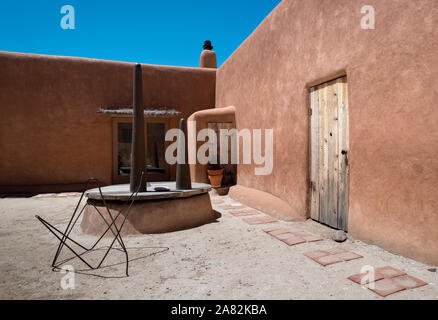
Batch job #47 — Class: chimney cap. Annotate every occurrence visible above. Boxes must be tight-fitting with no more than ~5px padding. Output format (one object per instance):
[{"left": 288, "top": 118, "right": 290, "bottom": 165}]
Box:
[{"left": 203, "top": 40, "right": 213, "bottom": 50}]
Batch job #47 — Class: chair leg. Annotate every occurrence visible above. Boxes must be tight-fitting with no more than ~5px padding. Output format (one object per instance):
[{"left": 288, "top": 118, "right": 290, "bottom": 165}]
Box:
[{"left": 36, "top": 173, "right": 144, "bottom": 277}]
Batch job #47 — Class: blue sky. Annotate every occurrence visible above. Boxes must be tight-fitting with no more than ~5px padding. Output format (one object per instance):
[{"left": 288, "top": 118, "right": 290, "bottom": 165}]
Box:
[{"left": 0, "top": 0, "right": 281, "bottom": 67}]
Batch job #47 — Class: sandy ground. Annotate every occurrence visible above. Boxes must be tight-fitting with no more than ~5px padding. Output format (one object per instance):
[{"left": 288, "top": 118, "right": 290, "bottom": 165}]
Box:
[{"left": 0, "top": 192, "right": 437, "bottom": 300}]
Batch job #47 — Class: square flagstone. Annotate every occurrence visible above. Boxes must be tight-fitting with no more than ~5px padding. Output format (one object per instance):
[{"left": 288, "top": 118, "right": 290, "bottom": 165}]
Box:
[
  {"left": 290, "top": 229, "right": 323, "bottom": 242},
  {"left": 391, "top": 274, "right": 428, "bottom": 290},
  {"left": 272, "top": 232, "right": 297, "bottom": 240},
  {"left": 288, "top": 230, "right": 312, "bottom": 237},
  {"left": 231, "top": 210, "right": 261, "bottom": 217},
  {"left": 299, "top": 233, "right": 324, "bottom": 242},
  {"left": 304, "top": 250, "right": 331, "bottom": 260},
  {"left": 262, "top": 226, "right": 284, "bottom": 233},
  {"left": 342, "top": 251, "right": 364, "bottom": 261},
  {"left": 232, "top": 211, "right": 259, "bottom": 217},
  {"left": 219, "top": 205, "right": 247, "bottom": 210},
  {"left": 243, "top": 216, "right": 278, "bottom": 225},
  {"left": 348, "top": 267, "right": 428, "bottom": 297},
  {"left": 324, "top": 247, "right": 349, "bottom": 255},
  {"left": 306, "top": 249, "right": 362, "bottom": 266},
  {"left": 313, "top": 253, "right": 349, "bottom": 266},
  {"left": 366, "top": 278, "right": 406, "bottom": 297},
  {"left": 265, "top": 227, "right": 323, "bottom": 244},
  {"left": 267, "top": 228, "right": 291, "bottom": 236},
  {"left": 348, "top": 272, "right": 384, "bottom": 285},
  {"left": 281, "top": 235, "right": 306, "bottom": 246},
  {"left": 375, "top": 266, "right": 406, "bottom": 279}
]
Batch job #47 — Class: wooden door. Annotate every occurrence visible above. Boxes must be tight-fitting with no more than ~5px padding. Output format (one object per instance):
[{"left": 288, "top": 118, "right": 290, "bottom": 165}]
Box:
[{"left": 310, "top": 77, "right": 349, "bottom": 231}]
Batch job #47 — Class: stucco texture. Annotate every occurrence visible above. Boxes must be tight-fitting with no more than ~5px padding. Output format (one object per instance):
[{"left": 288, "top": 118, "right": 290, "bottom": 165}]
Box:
[
  {"left": 0, "top": 52, "right": 216, "bottom": 190},
  {"left": 215, "top": 0, "right": 438, "bottom": 265}
]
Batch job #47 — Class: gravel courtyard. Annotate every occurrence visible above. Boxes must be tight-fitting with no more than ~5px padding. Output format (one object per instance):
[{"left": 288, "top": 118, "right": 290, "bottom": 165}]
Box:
[{"left": 0, "top": 192, "right": 437, "bottom": 300}]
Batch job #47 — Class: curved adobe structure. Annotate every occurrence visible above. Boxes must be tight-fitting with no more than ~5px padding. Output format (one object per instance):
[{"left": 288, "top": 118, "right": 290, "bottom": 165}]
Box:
[{"left": 188, "top": 106, "right": 236, "bottom": 183}]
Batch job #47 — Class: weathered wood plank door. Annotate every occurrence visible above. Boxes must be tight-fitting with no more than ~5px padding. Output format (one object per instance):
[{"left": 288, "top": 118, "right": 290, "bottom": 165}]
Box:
[{"left": 310, "top": 77, "right": 349, "bottom": 231}]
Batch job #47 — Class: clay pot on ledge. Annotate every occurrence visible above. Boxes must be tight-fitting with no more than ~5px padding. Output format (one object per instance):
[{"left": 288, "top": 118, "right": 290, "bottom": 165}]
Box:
[{"left": 207, "top": 166, "right": 224, "bottom": 187}]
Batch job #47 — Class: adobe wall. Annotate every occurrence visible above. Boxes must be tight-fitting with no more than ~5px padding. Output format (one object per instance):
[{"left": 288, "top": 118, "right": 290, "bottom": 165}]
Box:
[
  {"left": 215, "top": 0, "right": 438, "bottom": 265},
  {"left": 0, "top": 52, "right": 216, "bottom": 190}
]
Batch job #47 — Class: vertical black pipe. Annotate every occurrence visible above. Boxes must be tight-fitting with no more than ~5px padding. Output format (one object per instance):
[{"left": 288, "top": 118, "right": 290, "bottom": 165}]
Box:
[
  {"left": 176, "top": 118, "right": 192, "bottom": 190},
  {"left": 130, "top": 63, "right": 147, "bottom": 192}
]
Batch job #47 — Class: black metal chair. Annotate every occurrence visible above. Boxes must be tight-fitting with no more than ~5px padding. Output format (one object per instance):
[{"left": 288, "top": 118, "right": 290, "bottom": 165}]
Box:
[{"left": 36, "top": 174, "right": 144, "bottom": 277}]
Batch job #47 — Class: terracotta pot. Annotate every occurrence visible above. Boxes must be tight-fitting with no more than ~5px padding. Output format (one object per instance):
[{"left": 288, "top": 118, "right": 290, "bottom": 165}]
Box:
[{"left": 207, "top": 169, "right": 224, "bottom": 187}]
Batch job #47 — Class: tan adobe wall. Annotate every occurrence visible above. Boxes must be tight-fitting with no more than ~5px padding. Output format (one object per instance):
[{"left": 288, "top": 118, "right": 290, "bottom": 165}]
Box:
[
  {"left": 215, "top": 0, "right": 438, "bottom": 265},
  {"left": 0, "top": 52, "right": 216, "bottom": 190}
]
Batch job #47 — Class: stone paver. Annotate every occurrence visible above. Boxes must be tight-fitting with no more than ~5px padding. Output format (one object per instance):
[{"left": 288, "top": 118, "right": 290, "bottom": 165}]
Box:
[
  {"left": 375, "top": 266, "right": 406, "bottom": 279},
  {"left": 366, "top": 278, "right": 406, "bottom": 297},
  {"left": 315, "top": 252, "right": 363, "bottom": 266},
  {"left": 219, "top": 204, "right": 247, "bottom": 210},
  {"left": 262, "top": 226, "right": 283, "bottom": 233},
  {"left": 349, "top": 266, "right": 428, "bottom": 297},
  {"left": 391, "top": 274, "right": 428, "bottom": 290},
  {"left": 348, "top": 271, "right": 385, "bottom": 285},
  {"left": 264, "top": 227, "right": 323, "bottom": 246},
  {"left": 274, "top": 233, "right": 298, "bottom": 240},
  {"left": 288, "top": 230, "right": 323, "bottom": 242},
  {"left": 231, "top": 210, "right": 261, "bottom": 217},
  {"left": 281, "top": 235, "right": 306, "bottom": 246},
  {"left": 243, "top": 216, "right": 278, "bottom": 225},
  {"left": 324, "top": 248, "right": 349, "bottom": 255},
  {"left": 304, "top": 249, "right": 332, "bottom": 260},
  {"left": 264, "top": 227, "right": 290, "bottom": 236},
  {"left": 300, "top": 234, "right": 324, "bottom": 242},
  {"left": 305, "top": 248, "right": 363, "bottom": 266},
  {"left": 211, "top": 194, "right": 433, "bottom": 299}
]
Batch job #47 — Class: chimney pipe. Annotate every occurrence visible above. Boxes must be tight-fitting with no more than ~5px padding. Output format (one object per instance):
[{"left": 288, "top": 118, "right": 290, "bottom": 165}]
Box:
[{"left": 200, "top": 40, "right": 217, "bottom": 69}]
